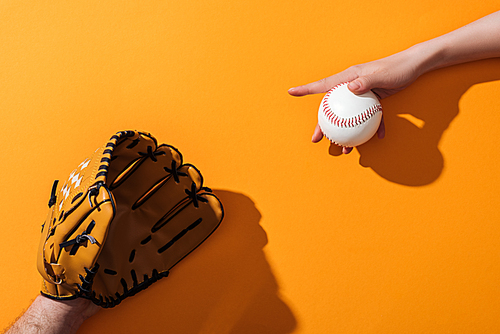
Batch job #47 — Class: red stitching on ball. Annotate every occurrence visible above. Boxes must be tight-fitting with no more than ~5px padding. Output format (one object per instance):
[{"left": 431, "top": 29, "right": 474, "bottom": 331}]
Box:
[
  {"left": 320, "top": 87, "right": 382, "bottom": 129},
  {"left": 331, "top": 82, "right": 348, "bottom": 90}
]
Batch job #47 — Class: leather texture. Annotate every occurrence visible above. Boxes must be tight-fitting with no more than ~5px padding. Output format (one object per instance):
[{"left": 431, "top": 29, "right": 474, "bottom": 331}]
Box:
[{"left": 37, "top": 130, "right": 224, "bottom": 307}]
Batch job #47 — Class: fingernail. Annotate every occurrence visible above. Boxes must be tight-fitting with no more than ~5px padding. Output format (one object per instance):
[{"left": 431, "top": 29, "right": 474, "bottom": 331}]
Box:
[
  {"left": 343, "top": 147, "right": 353, "bottom": 154},
  {"left": 348, "top": 81, "right": 360, "bottom": 90}
]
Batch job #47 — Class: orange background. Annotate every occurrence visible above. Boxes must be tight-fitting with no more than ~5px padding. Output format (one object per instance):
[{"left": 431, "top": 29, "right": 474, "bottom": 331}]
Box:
[{"left": 1, "top": 1, "right": 500, "bottom": 333}]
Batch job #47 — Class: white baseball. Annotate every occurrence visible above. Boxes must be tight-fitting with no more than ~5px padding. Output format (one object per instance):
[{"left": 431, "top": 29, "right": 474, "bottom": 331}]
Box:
[{"left": 318, "top": 82, "right": 383, "bottom": 147}]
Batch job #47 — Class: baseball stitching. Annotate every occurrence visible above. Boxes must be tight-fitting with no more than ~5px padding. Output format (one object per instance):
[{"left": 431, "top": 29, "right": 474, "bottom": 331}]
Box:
[{"left": 321, "top": 82, "right": 382, "bottom": 128}]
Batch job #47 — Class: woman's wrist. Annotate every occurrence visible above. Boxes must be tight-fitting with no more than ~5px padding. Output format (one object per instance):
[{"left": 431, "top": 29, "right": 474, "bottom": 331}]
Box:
[{"left": 405, "top": 39, "right": 448, "bottom": 77}]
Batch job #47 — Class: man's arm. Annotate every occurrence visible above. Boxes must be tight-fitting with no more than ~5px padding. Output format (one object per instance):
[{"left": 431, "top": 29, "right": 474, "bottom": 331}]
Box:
[{"left": 5, "top": 295, "right": 99, "bottom": 334}]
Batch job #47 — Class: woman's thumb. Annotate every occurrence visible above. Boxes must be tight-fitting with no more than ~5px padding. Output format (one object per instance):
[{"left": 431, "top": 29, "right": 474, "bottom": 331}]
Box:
[{"left": 347, "top": 75, "right": 377, "bottom": 94}]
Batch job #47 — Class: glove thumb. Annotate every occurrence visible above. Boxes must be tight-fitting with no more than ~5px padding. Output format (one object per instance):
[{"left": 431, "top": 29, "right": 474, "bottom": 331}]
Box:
[{"left": 347, "top": 75, "right": 379, "bottom": 95}]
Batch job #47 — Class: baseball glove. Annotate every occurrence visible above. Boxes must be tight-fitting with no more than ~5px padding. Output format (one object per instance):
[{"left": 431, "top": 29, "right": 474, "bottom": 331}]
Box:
[{"left": 37, "top": 130, "right": 224, "bottom": 307}]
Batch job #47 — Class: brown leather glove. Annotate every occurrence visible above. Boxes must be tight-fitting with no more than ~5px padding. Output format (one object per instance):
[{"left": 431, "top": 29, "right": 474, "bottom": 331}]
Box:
[{"left": 37, "top": 130, "right": 223, "bottom": 307}]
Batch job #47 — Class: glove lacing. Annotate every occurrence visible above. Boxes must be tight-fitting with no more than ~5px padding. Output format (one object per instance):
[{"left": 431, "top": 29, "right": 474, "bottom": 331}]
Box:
[{"left": 59, "top": 220, "right": 97, "bottom": 255}]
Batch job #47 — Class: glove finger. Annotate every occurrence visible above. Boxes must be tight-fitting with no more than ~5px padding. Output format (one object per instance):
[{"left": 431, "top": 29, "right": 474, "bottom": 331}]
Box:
[
  {"left": 132, "top": 163, "right": 203, "bottom": 221},
  {"left": 106, "top": 132, "right": 160, "bottom": 188},
  {"left": 103, "top": 163, "right": 203, "bottom": 250},
  {"left": 109, "top": 144, "right": 184, "bottom": 208}
]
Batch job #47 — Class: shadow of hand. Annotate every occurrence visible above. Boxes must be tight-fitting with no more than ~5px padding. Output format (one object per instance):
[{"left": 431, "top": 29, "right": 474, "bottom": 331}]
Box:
[{"left": 338, "top": 59, "right": 500, "bottom": 186}]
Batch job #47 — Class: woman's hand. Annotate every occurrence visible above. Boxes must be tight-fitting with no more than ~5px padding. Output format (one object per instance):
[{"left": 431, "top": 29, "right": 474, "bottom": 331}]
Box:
[{"left": 288, "top": 48, "right": 425, "bottom": 154}]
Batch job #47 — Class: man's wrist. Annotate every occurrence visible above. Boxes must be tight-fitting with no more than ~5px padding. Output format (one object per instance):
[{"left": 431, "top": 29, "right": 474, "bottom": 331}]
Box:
[
  {"left": 6, "top": 295, "right": 99, "bottom": 334},
  {"left": 36, "top": 295, "right": 90, "bottom": 328}
]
